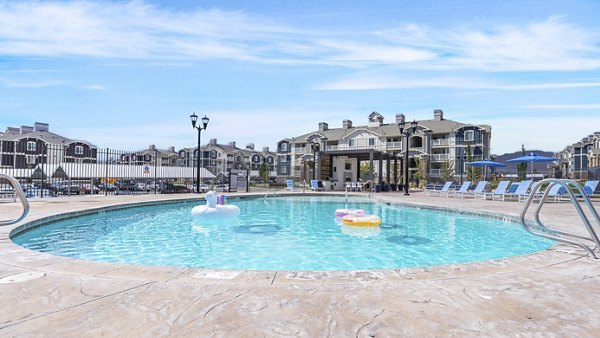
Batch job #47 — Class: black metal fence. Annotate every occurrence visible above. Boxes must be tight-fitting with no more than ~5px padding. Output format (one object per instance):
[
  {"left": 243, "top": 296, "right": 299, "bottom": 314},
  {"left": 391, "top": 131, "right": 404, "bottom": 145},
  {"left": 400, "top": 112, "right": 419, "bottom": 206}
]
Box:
[{"left": 0, "top": 145, "right": 214, "bottom": 198}]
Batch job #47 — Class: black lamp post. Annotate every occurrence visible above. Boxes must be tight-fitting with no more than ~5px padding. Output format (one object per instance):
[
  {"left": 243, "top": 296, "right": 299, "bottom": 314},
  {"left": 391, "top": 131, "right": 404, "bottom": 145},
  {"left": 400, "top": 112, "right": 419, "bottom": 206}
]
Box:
[
  {"left": 311, "top": 141, "right": 320, "bottom": 180},
  {"left": 190, "top": 113, "right": 209, "bottom": 193},
  {"left": 398, "top": 119, "right": 418, "bottom": 196}
]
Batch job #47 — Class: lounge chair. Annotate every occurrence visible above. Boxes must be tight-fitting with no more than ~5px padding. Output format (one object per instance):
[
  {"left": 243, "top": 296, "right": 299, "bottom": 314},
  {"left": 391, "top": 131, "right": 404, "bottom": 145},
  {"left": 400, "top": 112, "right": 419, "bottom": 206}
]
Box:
[
  {"left": 500, "top": 180, "right": 533, "bottom": 201},
  {"left": 426, "top": 181, "right": 453, "bottom": 197},
  {"left": 449, "top": 181, "right": 471, "bottom": 198},
  {"left": 345, "top": 182, "right": 353, "bottom": 191},
  {"left": 485, "top": 180, "right": 511, "bottom": 200},
  {"left": 582, "top": 180, "right": 599, "bottom": 197},
  {"left": 286, "top": 180, "right": 294, "bottom": 191},
  {"left": 310, "top": 179, "right": 322, "bottom": 191},
  {"left": 457, "top": 181, "right": 488, "bottom": 199},
  {"left": 533, "top": 183, "right": 566, "bottom": 202}
]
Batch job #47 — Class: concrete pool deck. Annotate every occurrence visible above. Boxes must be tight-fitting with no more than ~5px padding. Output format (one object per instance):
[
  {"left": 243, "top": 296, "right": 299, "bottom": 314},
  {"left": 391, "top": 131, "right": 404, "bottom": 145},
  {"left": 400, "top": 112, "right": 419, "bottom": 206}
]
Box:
[{"left": 1, "top": 191, "right": 599, "bottom": 336}]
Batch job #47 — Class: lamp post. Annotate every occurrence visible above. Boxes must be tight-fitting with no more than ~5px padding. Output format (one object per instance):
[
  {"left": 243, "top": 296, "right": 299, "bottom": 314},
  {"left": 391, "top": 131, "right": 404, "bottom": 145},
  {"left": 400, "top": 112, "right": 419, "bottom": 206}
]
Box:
[
  {"left": 190, "top": 113, "right": 209, "bottom": 193},
  {"left": 311, "top": 141, "right": 320, "bottom": 180},
  {"left": 398, "top": 119, "right": 418, "bottom": 196}
]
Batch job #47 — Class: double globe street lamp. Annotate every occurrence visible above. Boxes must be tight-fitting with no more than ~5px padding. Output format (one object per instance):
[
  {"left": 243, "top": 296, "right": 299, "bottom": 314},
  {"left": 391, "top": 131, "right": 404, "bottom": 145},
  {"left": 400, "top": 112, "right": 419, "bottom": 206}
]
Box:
[
  {"left": 398, "top": 119, "right": 418, "bottom": 196},
  {"left": 310, "top": 141, "right": 320, "bottom": 180},
  {"left": 190, "top": 113, "right": 209, "bottom": 194}
]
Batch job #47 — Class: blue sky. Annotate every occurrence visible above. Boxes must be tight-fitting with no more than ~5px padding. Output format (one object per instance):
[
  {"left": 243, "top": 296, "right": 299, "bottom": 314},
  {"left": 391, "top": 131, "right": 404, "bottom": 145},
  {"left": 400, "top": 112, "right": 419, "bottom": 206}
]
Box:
[{"left": 1, "top": 0, "right": 599, "bottom": 154}]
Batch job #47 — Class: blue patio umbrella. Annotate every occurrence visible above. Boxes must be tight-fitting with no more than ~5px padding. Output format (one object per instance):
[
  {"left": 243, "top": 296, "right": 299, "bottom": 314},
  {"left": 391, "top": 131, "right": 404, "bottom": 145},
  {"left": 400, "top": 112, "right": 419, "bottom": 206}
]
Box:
[
  {"left": 506, "top": 153, "right": 558, "bottom": 179},
  {"left": 465, "top": 159, "right": 506, "bottom": 180}
]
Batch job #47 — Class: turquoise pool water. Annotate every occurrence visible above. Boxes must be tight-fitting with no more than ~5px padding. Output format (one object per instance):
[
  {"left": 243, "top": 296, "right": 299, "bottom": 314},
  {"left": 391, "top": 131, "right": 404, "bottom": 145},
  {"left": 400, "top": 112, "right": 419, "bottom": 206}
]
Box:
[{"left": 12, "top": 196, "right": 554, "bottom": 270}]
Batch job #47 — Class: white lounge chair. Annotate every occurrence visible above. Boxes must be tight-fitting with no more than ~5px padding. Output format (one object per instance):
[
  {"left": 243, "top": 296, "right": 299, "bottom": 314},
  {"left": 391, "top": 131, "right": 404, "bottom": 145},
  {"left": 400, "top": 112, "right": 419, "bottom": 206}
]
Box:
[
  {"left": 286, "top": 180, "right": 294, "bottom": 191},
  {"left": 500, "top": 180, "right": 533, "bottom": 201},
  {"left": 582, "top": 180, "right": 599, "bottom": 197},
  {"left": 449, "top": 181, "right": 471, "bottom": 198},
  {"left": 485, "top": 180, "right": 511, "bottom": 200},
  {"left": 456, "top": 181, "right": 488, "bottom": 198},
  {"left": 427, "top": 182, "right": 453, "bottom": 197}
]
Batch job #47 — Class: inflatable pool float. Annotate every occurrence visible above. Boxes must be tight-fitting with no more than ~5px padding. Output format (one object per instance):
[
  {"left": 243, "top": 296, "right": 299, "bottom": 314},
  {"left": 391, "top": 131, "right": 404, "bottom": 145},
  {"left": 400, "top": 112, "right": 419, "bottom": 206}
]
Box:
[
  {"left": 334, "top": 208, "right": 365, "bottom": 218},
  {"left": 191, "top": 191, "right": 240, "bottom": 217},
  {"left": 341, "top": 225, "right": 381, "bottom": 238},
  {"left": 341, "top": 214, "right": 381, "bottom": 227}
]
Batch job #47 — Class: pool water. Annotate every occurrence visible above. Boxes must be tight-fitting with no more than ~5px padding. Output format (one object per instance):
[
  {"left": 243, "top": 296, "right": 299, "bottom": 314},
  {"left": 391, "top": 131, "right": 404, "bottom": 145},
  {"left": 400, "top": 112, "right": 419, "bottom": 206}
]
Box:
[{"left": 12, "top": 196, "right": 554, "bottom": 271}]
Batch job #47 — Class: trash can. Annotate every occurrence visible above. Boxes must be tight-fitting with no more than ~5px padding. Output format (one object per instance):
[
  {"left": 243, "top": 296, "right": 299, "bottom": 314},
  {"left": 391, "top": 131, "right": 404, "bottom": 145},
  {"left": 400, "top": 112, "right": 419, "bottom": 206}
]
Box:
[
  {"left": 374, "top": 185, "right": 381, "bottom": 193},
  {"left": 390, "top": 184, "right": 397, "bottom": 191}
]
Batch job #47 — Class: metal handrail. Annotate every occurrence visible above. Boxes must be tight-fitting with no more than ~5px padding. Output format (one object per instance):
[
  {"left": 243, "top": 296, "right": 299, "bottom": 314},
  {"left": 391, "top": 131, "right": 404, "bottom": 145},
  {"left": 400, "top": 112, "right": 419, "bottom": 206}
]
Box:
[
  {"left": 0, "top": 174, "right": 30, "bottom": 226},
  {"left": 363, "top": 180, "right": 373, "bottom": 198},
  {"left": 520, "top": 178, "right": 600, "bottom": 258}
]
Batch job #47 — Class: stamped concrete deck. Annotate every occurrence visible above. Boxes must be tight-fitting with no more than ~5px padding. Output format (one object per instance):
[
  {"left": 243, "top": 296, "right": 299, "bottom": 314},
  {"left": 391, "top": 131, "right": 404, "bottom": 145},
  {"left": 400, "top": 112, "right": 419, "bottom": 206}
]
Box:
[{"left": 1, "top": 191, "right": 600, "bottom": 337}]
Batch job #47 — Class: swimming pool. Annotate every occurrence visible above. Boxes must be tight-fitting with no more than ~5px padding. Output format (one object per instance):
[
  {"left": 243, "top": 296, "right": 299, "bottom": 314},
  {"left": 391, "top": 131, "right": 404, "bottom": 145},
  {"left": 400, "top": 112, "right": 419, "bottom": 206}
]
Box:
[{"left": 12, "top": 196, "right": 554, "bottom": 271}]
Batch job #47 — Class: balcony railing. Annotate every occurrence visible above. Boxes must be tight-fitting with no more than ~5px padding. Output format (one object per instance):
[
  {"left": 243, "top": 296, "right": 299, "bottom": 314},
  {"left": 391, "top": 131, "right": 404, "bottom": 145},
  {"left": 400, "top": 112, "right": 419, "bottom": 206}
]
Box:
[
  {"left": 431, "top": 154, "right": 449, "bottom": 161},
  {"left": 431, "top": 139, "right": 449, "bottom": 146}
]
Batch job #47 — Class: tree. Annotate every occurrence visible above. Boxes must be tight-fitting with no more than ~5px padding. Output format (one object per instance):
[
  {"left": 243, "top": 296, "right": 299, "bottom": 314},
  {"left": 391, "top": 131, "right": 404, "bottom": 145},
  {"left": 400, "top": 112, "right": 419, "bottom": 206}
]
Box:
[
  {"left": 360, "top": 162, "right": 375, "bottom": 182},
  {"left": 517, "top": 144, "right": 528, "bottom": 180},
  {"left": 413, "top": 157, "right": 427, "bottom": 188},
  {"left": 440, "top": 159, "right": 455, "bottom": 182},
  {"left": 259, "top": 161, "right": 269, "bottom": 184}
]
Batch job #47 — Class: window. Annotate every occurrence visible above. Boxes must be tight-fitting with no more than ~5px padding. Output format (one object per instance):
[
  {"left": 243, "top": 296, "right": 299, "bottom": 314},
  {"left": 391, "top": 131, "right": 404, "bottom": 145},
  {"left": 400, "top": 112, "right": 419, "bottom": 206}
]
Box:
[
  {"left": 464, "top": 130, "right": 475, "bottom": 142},
  {"left": 368, "top": 138, "right": 375, "bottom": 146},
  {"left": 348, "top": 139, "right": 355, "bottom": 147},
  {"left": 26, "top": 155, "right": 37, "bottom": 165},
  {"left": 27, "top": 141, "right": 36, "bottom": 152},
  {"left": 279, "top": 155, "right": 287, "bottom": 163},
  {"left": 281, "top": 166, "right": 287, "bottom": 174},
  {"left": 281, "top": 143, "right": 288, "bottom": 152},
  {"left": 267, "top": 157, "right": 273, "bottom": 164},
  {"left": 210, "top": 159, "right": 216, "bottom": 166},
  {"left": 75, "top": 145, "right": 84, "bottom": 155},
  {"left": 345, "top": 162, "right": 351, "bottom": 170},
  {"left": 210, "top": 150, "right": 217, "bottom": 158}
]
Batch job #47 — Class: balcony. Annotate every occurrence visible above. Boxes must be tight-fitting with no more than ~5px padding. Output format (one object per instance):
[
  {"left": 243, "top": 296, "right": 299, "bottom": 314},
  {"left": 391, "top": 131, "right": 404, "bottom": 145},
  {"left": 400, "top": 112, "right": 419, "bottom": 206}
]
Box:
[
  {"left": 431, "top": 139, "right": 449, "bottom": 146},
  {"left": 431, "top": 154, "right": 449, "bottom": 161}
]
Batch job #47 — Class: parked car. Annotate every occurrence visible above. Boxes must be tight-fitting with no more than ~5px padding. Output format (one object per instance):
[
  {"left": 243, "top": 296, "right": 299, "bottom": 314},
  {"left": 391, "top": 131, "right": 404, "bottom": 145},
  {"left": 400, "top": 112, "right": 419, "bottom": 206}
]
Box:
[
  {"left": 80, "top": 183, "right": 100, "bottom": 194},
  {"left": 160, "top": 183, "right": 191, "bottom": 194},
  {"left": 98, "top": 183, "right": 117, "bottom": 191},
  {"left": 52, "top": 182, "right": 80, "bottom": 195}
]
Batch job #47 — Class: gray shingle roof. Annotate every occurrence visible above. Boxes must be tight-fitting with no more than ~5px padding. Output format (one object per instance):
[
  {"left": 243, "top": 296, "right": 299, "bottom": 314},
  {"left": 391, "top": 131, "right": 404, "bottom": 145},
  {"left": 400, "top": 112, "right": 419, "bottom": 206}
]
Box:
[{"left": 292, "top": 118, "right": 491, "bottom": 143}]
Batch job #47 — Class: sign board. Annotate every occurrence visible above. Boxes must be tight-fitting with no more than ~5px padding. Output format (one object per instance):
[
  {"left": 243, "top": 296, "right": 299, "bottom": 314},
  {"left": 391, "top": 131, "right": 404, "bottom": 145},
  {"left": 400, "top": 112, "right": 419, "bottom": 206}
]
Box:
[{"left": 143, "top": 162, "right": 151, "bottom": 175}]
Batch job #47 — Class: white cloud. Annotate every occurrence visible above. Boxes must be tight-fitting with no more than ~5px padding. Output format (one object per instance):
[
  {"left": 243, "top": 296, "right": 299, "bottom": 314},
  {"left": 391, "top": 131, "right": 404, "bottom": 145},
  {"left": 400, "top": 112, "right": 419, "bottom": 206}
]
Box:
[
  {"left": 1, "top": 2, "right": 598, "bottom": 72},
  {"left": 314, "top": 74, "right": 600, "bottom": 91},
  {"left": 478, "top": 115, "right": 598, "bottom": 154},
  {"left": 522, "top": 104, "right": 600, "bottom": 109}
]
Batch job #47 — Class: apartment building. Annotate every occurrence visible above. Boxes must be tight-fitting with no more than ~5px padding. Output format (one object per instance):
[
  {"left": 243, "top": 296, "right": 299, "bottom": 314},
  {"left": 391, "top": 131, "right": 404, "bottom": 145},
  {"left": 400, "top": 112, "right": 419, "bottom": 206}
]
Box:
[
  {"left": 0, "top": 122, "right": 97, "bottom": 169},
  {"left": 178, "top": 139, "right": 276, "bottom": 181},
  {"left": 557, "top": 132, "right": 600, "bottom": 180},
  {"left": 278, "top": 110, "right": 491, "bottom": 190}
]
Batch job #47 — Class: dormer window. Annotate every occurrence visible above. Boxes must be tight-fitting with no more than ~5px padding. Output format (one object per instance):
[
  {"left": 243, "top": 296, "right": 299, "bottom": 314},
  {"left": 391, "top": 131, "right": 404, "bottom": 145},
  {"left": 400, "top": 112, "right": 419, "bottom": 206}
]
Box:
[
  {"left": 27, "top": 141, "right": 36, "bottom": 152},
  {"left": 75, "top": 145, "right": 84, "bottom": 155}
]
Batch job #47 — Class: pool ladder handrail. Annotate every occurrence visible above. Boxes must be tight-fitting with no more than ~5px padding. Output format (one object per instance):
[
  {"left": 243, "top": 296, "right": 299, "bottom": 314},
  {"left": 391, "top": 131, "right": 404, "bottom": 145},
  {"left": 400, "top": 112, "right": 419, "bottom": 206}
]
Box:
[
  {"left": 0, "top": 174, "right": 30, "bottom": 226},
  {"left": 264, "top": 189, "right": 276, "bottom": 199},
  {"left": 520, "top": 178, "right": 600, "bottom": 259}
]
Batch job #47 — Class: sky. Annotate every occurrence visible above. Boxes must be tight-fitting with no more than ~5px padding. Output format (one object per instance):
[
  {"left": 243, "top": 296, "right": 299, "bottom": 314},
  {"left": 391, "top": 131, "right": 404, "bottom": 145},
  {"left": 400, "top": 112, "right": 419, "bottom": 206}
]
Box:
[{"left": 0, "top": 0, "right": 599, "bottom": 155}]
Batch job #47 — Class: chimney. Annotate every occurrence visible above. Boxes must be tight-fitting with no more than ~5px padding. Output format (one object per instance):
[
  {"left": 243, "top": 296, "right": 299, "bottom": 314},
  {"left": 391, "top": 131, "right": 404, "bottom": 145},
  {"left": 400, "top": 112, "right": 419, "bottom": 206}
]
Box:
[
  {"left": 20, "top": 126, "right": 34, "bottom": 134},
  {"left": 343, "top": 120, "right": 353, "bottom": 129},
  {"left": 6, "top": 127, "right": 19, "bottom": 133},
  {"left": 246, "top": 143, "right": 255, "bottom": 150},
  {"left": 263, "top": 147, "right": 269, "bottom": 152},
  {"left": 395, "top": 114, "right": 405, "bottom": 124},
  {"left": 34, "top": 122, "right": 49, "bottom": 132},
  {"left": 319, "top": 122, "right": 329, "bottom": 131},
  {"left": 209, "top": 138, "right": 217, "bottom": 145},
  {"left": 229, "top": 141, "right": 236, "bottom": 148},
  {"left": 433, "top": 109, "right": 444, "bottom": 121},
  {"left": 149, "top": 144, "right": 156, "bottom": 150},
  {"left": 169, "top": 146, "right": 175, "bottom": 152}
]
